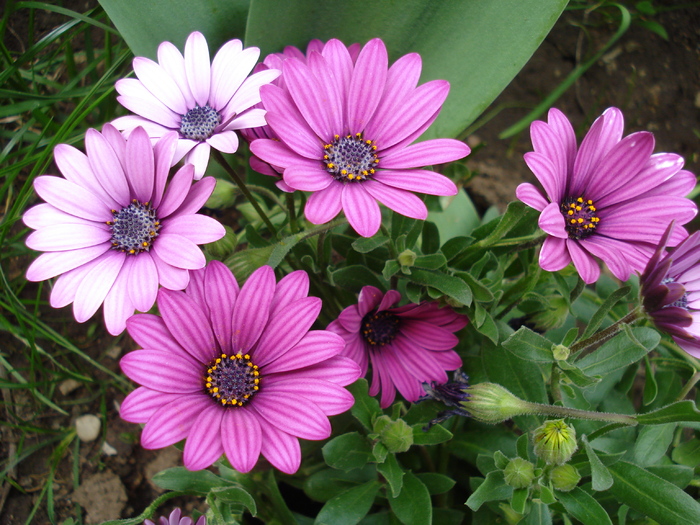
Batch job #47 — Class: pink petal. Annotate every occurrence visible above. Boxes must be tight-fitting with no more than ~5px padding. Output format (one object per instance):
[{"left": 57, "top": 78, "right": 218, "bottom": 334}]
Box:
[
  {"left": 530, "top": 119, "right": 568, "bottom": 180},
  {"left": 545, "top": 108, "right": 577, "bottom": 175},
  {"left": 103, "top": 259, "right": 135, "bottom": 335},
  {"left": 231, "top": 266, "right": 276, "bottom": 352},
  {"left": 400, "top": 320, "right": 459, "bottom": 350},
  {"left": 206, "top": 130, "right": 239, "bottom": 154},
  {"left": 26, "top": 223, "right": 110, "bottom": 251},
  {"left": 210, "top": 40, "right": 248, "bottom": 109},
  {"left": 25, "top": 244, "right": 109, "bottom": 281},
  {"left": 33, "top": 176, "right": 112, "bottom": 222},
  {"left": 126, "top": 253, "right": 158, "bottom": 312},
  {"left": 306, "top": 51, "right": 344, "bottom": 133},
  {"left": 539, "top": 236, "right": 571, "bottom": 272},
  {"left": 224, "top": 108, "right": 269, "bottom": 131},
  {"left": 262, "top": 377, "right": 354, "bottom": 416},
  {"left": 223, "top": 69, "right": 280, "bottom": 122},
  {"left": 568, "top": 239, "right": 601, "bottom": 284},
  {"left": 140, "top": 395, "right": 209, "bottom": 449},
  {"left": 183, "top": 405, "right": 225, "bottom": 470},
  {"left": 125, "top": 127, "right": 155, "bottom": 203},
  {"left": 120, "top": 349, "right": 202, "bottom": 392},
  {"left": 49, "top": 255, "right": 105, "bottom": 308},
  {"left": 184, "top": 31, "right": 211, "bottom": 107},
  {"left": 221, "top": 408, "right": 262, "bottom": 473},
  {"left": 259, "top": 424, "right": 301, "bottom": 474},
  {"left": 111, "top": 115, "right": 170, "bottom": 138},
  {"left": 250, "top": 138, "right": 310, "bottom": 170},
  {"left": 153, "top": 233, "right": 206, "bottom": 270},
  {"left": 54, "top": 144, "right": 120, "bottom": 209},
  {"left": 341, "top": 185, "right": 382, "bottom": 237},
  {"left": 23, "top": 203, "right": 92, "bottom": 230},
  {"left": 538, "top": 202, "right": 568, "bottom": 239},
  {"left": 347, "top": 39, "right": 387, "bottom": 135},
  {"left": 283, "top": 165, "right": 333, "bottom": 191},
  {"left": 372, "top": 170, "right": 457, "bottom": 196},
  {"left": 85, "top": 128, "right": 132, "bottom": 206},
  {"left": 185, "top": 142, "right": 211, "bottom": 179},
  {"left": 380, "top": 139, "right": 470, "bottom": 169},
  {"left": 170, "top": 176, "right": 216, "bottom": 217},
  {"left": 158, "top": 288, "right": 217, "bottom": 364},
  {"left": 335, "top": 305, "right": 361, "bottom": 333},
  {"left": 133, "top": 56, "right": 189, "bottom": 114},
  {"left": 73, "top": 251, "right": 125, "bottom": 322},
  {"left": 358, "top": 286, "right": 384, "bottom": 316},
  {"left": 126, "top": 313, "right": 199, "bottom": 365},
  {"left": 160, "top": 214, "right": 225, "bottom": 244},
  {"left": 158, "top": 40, "right": 196, "bottom": 108},
  {"left": 252, "top": 392, "right": 330, "bottom": 440},
  {"left": 150, "top": 249, "right": 190, "bottom": 290},
  {"left": 263, "top": 330, "right": 345, "bottom": 374},
  {"left": 516, "top": 182, "right": 548, "bottom": 211},
  {"left": 290, "top": 356, "right": 361, "bottom": 386},
  {"left": 523, "top": 151, "right": 563, "bottom": 204},
  {"left": 116, "top": 78, "right": 181, "bottom": 129},
  {"left": 204, "top": 261, "right": 239, "bottom": 352},
  {"left": 362, "top": 180, "right": 427, "bottom": 219},
  {"left": 284, "top": 58, "right": 334, "bottom": 141},
  {"left": 269, "top": 270, "right": 309, "bottom": 317},
  {"left": 158, "top": 164, "right": 196, "bottom": 217},
  {"left": 151, "top": 132, "right": 179, "bottom": 208},
  {"left": 120, "top": 387, "right": 180, "bottom": 423}
]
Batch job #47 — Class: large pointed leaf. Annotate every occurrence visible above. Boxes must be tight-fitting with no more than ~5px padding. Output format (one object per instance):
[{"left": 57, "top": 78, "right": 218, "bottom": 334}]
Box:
[{"left": 244, "top": 0, "right": 567, "bottom": 138}]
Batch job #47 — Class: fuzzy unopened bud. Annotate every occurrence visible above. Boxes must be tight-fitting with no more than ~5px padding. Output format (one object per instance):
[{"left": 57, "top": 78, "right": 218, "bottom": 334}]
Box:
[
  {"left": 465, "top": 383, "right": 532, "bottom": 424},
  {"left": 205, "top": 179, "right": 238, "bottom": 209},
  {"left": 397, "top": 249, "right": 417, "bottom": 268},
  {"left": 551, "top": 344, "right": 570, "bottom": 361},
  {"left": 532, "top": 419, "right": 578, "bottom": 465},
  {"left": 373, "top": 415, "right": 413, "bottom": 453},
  {"left": 550, "top": 464, "right": 581, "bottom": 492},
  {"left": 206, "top": 225, "right": 238, "bottom": 259},
  {"left": 224, "top": 246, "right": 274, "bottom": 282},
  {"left": 503, "top": 457, "right": 535, "bottom": 489}
]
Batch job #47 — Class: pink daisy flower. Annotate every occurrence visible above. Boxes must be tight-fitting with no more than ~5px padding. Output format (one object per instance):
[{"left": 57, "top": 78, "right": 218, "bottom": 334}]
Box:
[
  {"left": 145, "top": 508, "right": 205, "bottom": 525},
  {"left": 112, "top": 31, "right": 280, "bottom": 179},
  {"left": 23, "top": 125, "right": 224, "bottom": 335},
  {"left": 249, "top": 38, "right": 471, "bottom": 237},
  {"left": 119, "top": 262, "right": 361, "bottom": 474},
  {"left": 516, "top": 107, "right": 697, "bottom": 284},
  {"left": 328, "top": 286, "right": 467, "bottom": 408}
]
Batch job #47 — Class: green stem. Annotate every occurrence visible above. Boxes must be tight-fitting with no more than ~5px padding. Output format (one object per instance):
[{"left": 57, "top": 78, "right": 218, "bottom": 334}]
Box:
[
  {"left": 676, "top": 370, "right": 700, "bottom": 402},
  {"left": 489, "top": 231, "right": 547, "bottom": 249},
  {"left": 212, "top": 150, "right": 277, "bottom": 235},
  {"left": 286, "top": 192, "right": 298, "bottom": 233},
  {"left": 525, "top": 400, "right": 637, "bottom": 426},
  {"left": 570, "top": 306, "right": 645, "bottom": 355},
  {"left": 246, "top": 184, "right": 286, "bottom": 209}
]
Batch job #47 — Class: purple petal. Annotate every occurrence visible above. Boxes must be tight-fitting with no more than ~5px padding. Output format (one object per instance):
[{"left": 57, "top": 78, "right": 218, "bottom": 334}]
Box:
[
  {"left": 221, "top": 407, "right": 262, "bottom": 473},
  {"left": 185, "top": 142, "right": 211, "bottom": 179},
  {"left": 116, "top": 78, "right": 181, "bottom": 129},
  {"left": 262, "top": 377, "right": 354, "bottom": 416},
  {"left": 400, "top": 319, "right": 459, "bottom": 350},
  {"left": 133, "top": 56, "right": 188, "bottom": 114},
  {"left": 341, "top": 185, "right": 382, "bottom": 237},
  {"left": 283, "top": 58, "right": 334, "bottom": 141},
  {"left": 206, "top": 130, "right": 239, "bottom": 154},
  {"left": 259, "top": 424, "right": 301, "bottom": 474},
  {"left": 231, "top": 266, "right": 276, "bottom": 352},
  {"left": 158, "top": 164, "right": 196, "bottom": 217},
  {"left": 182, "top": 405, "right": 224, "bottom": 470},
  {"left": 170, "top": 176, "right": 216, "bottom": 217},
  {"left": 126, "top": 253, "right": 158, "bottom": 312},
  {"left": 111, "top": 115, "right": 170, "bottom": 138},
  {"left": 337, "top": 332, "right": 369, "bottom": 376},
  {"left": 642, "top": 169, "right": 695, "bottom": 200},
  {"left": 158, "top": 40, "right": 196, "bottom": 108},
  {"left": 568, "top": 239, "right": 601, "bottom": 284},
  {"left": 321, "top": 39, "right": 354, "bottom": 95},
  {"left": 302, "top": 182, "right": 343, "bottom": 224},
  {"left": 184, "top": 32, "right": 211, "bottom": 107},
  {"left": 580, "top": 236, "right": 632, "bottom": 281},
  {"left": 263, "top": 330, "right": 345, "bottom": 374},
  {"left": 127, "top": 313, "right": 199, "bottom": 365},
  {"left": 151, "top": 132, "right": 179, "bottom": 208},
  {"left": 392, "top": 336, "right": 449, "bottom": 384},
  {"left": 120, "top": 349, "right": 202, "bottom": 392},
  {"left": 204, "top": 261, "right": 239, "bottom": 352},
  {"left": 224, "top": 108, "right": 268, "bottom": 131},
  {"left": 124, "top": 127, "right": 155, "bottom": 203},
  {"left": 381, "top": 348, "right": 425, "bottom": 403},
  {"left": 545, "top": 108, "right": 577, "bottom": 175},
  {"left": 516, "top": 183, "right": 548, "bottom": 211},
  {"left": 85, "top": 128, "right": 132, "bottom": 206},
  {"left": 54, "top": 144, "right": 120, "bottom": 209},
  {"left": 250, "top": 139, "right": 310, "bottom": 170},
  {"left": 160, "top": 214, "right": 225, "bottom": 244},
  {"left": 153, "top": 233, "right": 206, "bottom": 270},
  {"left": 252, "top": 392, "right": 330, "bottom": 440},
  {"left": 223, "top": 69, "right": 281, "bottom": 122},
  {"left": 283, "top": 165, "right": 333, "bottom": 192},
  {"left": 347, "top": 38, "right": 387, "bottom": 135},
  {"left": 102, "top": 259, "right": 135, "bottom": 335},
  {"left": 210, "top": 39, "right": 248, "bottom": 109},
  {"left": 538, "top": 202, "right": 568, "bottom": 238},
  {"left": 23, "top": 203, "right": 92, "bottom": 229},
  {"left": 150, "top": 249, "right": 190, "bottom": 290},
  {"left": 140, "top": 395, "right": 209, "bottom": 449},
  {"left": 25, "top": 244, "right": 109, "bottom": 281},
  {"left": 185, "top": 267, "right": 208, "bottom": 310},
  {"left": 289, "top": 356, "right": 361, "bottom": 386},
  {"left": 523, "top": 151, "right": 563, "bottom": 204},
  {"left": 120, "top": 386, "right": 180, "bottom": 423},
  {"left": 358, "top": 286, "right": 384, "bottom": 316},
  {"left": 539, "top": 236, "right": 571, "bottom": 272},
  {"left": 73, "top": 251, "right": 125, "bottom": 322},
  {"left": 158, "top": 288, "right": 217, "bottom": 364},
  {"left": 335, "top": 305, "right": 361, "bottom": 333},
  {"left": 269, "top": 270, "right": 309, "bottom": 317},
  {"left": 33, "top": 176, "right": 112, "bottom": 222},
  {"left": 530, "top": 119, "right": 568, "bottom": 180},
  {"left": 380, "top": 139, "right": 470, "bottom": 169},
  {"left": 306, "top": 51, "right": 344, "bottom": 135},
  {"left": 362, "top": 180, "right": 427, "bottom": 219},
  {"left": 26, "top": 223, "right": 110, "bottom": 252},
  {"left": 49, "top": 255, "right": 105, "bottom": 308},
  {"left": 372, "top": 170, "right": 457, "bottom": 196}
]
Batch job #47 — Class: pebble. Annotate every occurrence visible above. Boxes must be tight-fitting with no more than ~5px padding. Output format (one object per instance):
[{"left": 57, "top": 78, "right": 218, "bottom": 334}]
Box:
[{"left": 75, "top": 414, "right": 101, "bottom": 442}]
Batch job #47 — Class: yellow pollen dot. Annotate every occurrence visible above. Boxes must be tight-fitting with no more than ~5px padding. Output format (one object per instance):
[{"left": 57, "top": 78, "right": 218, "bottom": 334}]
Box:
[
  {"left": 577, "top": 218, "right": 584, "bottom": 223},
  {"left": 154, "top": 221, "right": 160, "bottom": 226},
  {"left": 324, "top": 154, "right": 329, "bottom": 159},
  {"left": 334, "top": 134, "right": 339, "bottom": 139},
  {"left": 374, "top": 158, "right": 379, "bottom": 163},
  {"left": 254, "top": 378, "right": 260, "bottom": 384},
  {"left": 340, "top": 169, "right": 347, "bottom": 175},
  {"left": 106, "top": 221, "right": 113, "bottom": 225},
  {"left": 211, "top": 365, "right": 217, "bottom": 371},
  {"left": 207, "top": 369, "right": 212, "bottom": 374},
  {"left": 206, "top": 383, "right": 211, "bottom": 388},
  {"left": 207, "top": 376, "right": 212, "bottom": 382},
  {"left": 365, "top": 140, "right": 372, "bottom": 145},
  {"left": 570, "top": 219, "right": 577, "bottom": 224},
  {"left": 212, "top": 387, "right": 219, "bottom": 393},
  {"left": 244, "top": 354, "right": 250, "bottom": 359},
  {"left": 569, "top": 203, "right": 576, "bottom": 208},
  {"left": 587, "top": 200, "right": 593, "bottom": 205},
  {"left": 230, "top": 355, "right": 235, "bottom": 360},
  {"left": 244, "top": 394, "right": 250, "bottom": 399},
  {"left": 142, "top": 242, "right": 149, "bottom": 247},
  {"left": 254, "top": 386, "right": 259, "bottom": 390},
  {"left": 567, "top": 210, "right": 574, "bottom": 215},
  {"left": 575, "top": 206, "right": 582, "bottom": 211},
  {"left": 253, "top": 371, "right": 259, "bottom": 376},
  {"left": 129, "top": 249, "right": 136, "bottom": 254},
  {"left": 362, "top": 170, "right": 368, "bottom": 175},
  {"left": 221, "top": 399, "right": 226, "bottom": 405},
  {"left": 327, "top": 163, "right": 334, "bottom": 169},
  {"left": 253, "top": 365, "right": 258, "bottom": 370},
  {"left": 589, "top": 206, "right": 596, "bottom": 211},
  {"left": 324, "top": 144, "right": 331, "bottom": 149},
  {"left": 216, "top": 358, "right": 221, "bottom": 364},
  {"left": 222, "top": 354, "right": 227, "bottom": 358},
  {"left": 348, "top": 174, "right": 355, "bottom": 180},
  {"left": 372, "top": 145, "right": 377, "bottom": 150},
  {"left": 577, "top": 197, "right": 583, "bottom": 203},
  {"left": 356, "top": 133, "right": 362, "bottom": 138},
  {"left": 236, "top": 353, "right": 242, "bottom": 359},
  {"left": 369, "top": 169, "right": 375, "bottom": 174}
]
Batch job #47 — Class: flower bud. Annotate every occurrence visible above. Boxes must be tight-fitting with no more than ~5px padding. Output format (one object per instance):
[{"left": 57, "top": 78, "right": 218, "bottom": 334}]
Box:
[
  {"left": 224, "top": 246, "right": 274, "bottom": 282},
  {"left": 532, "top": 419, "right": 578, "bottom": 465},
  {"left": 503, "top": 457, "right": 535, "bottom": 489},
  {"left": 465, "top": 383, "right": 532, "bottom": 424},
  {"left": 206, "top": 225, "right": 238, "bottom": 259},
  {"left": 205, "top": 179, "right": 238, "bottom": 209},
  {"left": 549, "top": 464, "right": 581, "bottom": 492},
  {"left": 373, "top": 415, "right": 413, "bottom": 453},
  {"left": 551, "top": 344, "right": 570, "bottom": 361},
  {"left": 397, "top": 249, "right": 417, "bottom": 268}
]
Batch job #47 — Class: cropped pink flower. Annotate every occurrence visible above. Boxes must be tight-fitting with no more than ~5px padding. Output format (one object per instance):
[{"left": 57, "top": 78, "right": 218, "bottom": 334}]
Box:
[
  {"left": 120, "top": 262, "right": 361, "bottom": 474},
  {"left": 23, "top": 125, "right": 224, "bottom": 334}
]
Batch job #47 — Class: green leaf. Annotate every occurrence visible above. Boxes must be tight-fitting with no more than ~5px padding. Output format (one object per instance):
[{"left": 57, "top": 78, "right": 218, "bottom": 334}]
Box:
[
  {"left": 211, "top": 486, "right": 257, "bottom": 516},
  {"left": 636, "top": 400, "right": 700, "bottom": 425},
  {"left": 382, "top": 260, "right": 401, "bottom": 280},
  {"left": 377, "top": 454, "right": 404, "bottom": 498},
  {"left": 98, "top": 0, "right": 250, "bottom": 57},
  {"left": 555, "top": 487, "right": 612, "bottom": 525},
  {"left": 607, "top": 461, "right": 700, "bottom": 525},
  {"left": 413, "top": 253, "right": 447, "bottom": 270},
  {"left": 412, "top": 423, "right": 452, "bottom": 446},
  {"left": 323, "top": 432, "right": 374, "bottom": 471},
  {"left": 642, "top": 356, "right": 658, "bottom": 405},
  {"left": 502, "top": 327, "right": 556, "bottom": 363},
  {"left": 581, "top": 435, "right": 613, "bottom": 492},
  {"left": 421, "top": 221, "right": 440, "bottom": 254},
  {"left": 473, "top": 303, "right": 500, "bottom": 345},
  {"left": 646, "top": 465, "right": 694, "bottom": 489},
  {"left": 632, "top": 423, "right": 676, "bottom": 466},
  {"left": 246, "top": 1, "right": 567, "bottom": 140},
  {"left": 524, "top": 501, "right": 552, "bottom": 524},
  {"left": 672, "top": 438, "right": 700, "bottom": 468},
  {"left": 405, "top": 268, "right": 472, "bottom": 306},
  {"left": 152, "top": 467, "right": 226, "bottom": 493},
  {"left": 352, "top": 235, "right": 390, "bottom": 254},
  {"left": 388, "top": 471, "right": 432, "bottom": 525},
  {"left": 315, "top": 480, "right": 382, "bottom": 525},
  {"left": 465, "top": 471, "right": 513, "bottom": 511},
  {"left": 510, "top": 488, "right": 528, "bottom": 515},
  {"left": 579, "top": 287, "right": 631, "bottom": 340},
  {"left": 415, "top": 473, "right": 455, "bottom": 495},
  {"left": 331, "top": 265, "right": 385, "bottom": 292},
  {"left": 347, "top": 379, "right": 382, "bottom": 430},
  {"left": 304, "top": 466, "right": 377, "bottom": 503},
  {"left": 429, "top": 190, "right": 481, "bottom": 241},
  {"left": 455, "top": 271, "right": 494, "bottom": 303},
  {"left": 576, "top": 326, "right": 660, "bottom": 377}
]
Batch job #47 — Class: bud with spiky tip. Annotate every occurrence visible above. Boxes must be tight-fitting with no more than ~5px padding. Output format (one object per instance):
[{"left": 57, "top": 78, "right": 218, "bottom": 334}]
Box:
[
  {"left": 503, "top": 457, "right": 536, "bottom": 489},
  {"left": 532, "top": 419, "right": 578, "bottom": 465},
  {"left": 397, "top": 249, "right": 417, "bottom": 268},
  {"left": 550, "top": 464, "right": 581, "bottom": 492},
  {"left": 206, "top": 225, "right": 238, "bottom": 259},
  {"left": 373, "top": 415, "right": 413, "bottom": 453},
  {"left": 465, "top": 383, "right": 533, "bottom": 424}
]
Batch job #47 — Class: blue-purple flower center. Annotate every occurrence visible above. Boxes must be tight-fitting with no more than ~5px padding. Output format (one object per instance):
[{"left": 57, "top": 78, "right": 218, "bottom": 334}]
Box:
[
  {"left": 361, "top": 310, "right": 401, "bottom": 346},
  {"left": 560, "top": 196, "right": 599, "bottom": 240},
  {"left": 324, "top": 133, "right": 379, "bottom": 182},
  {"left": 661, "top": 277, "right": 689, "bottom": 309},
  {"left": 107, "top": 200, "right": 160, "bottom": 255},
  {"left": 180, "top": 105, "right": 221, "bottom": 141},
  {"left": 205, "top": 352, "right": 260, "bottom": 407}
]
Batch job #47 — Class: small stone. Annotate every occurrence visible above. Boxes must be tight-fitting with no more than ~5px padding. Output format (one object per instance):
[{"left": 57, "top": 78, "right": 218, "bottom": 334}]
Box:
[
  {"left": 101, "top": 441, "right": 118, "bottom": 456},
  {"left": 72, "top": 471, "right": 127, "bottom": 524},
  {"left": 59, "top": 379, "right": 82, "bottom": 396},
  {"left": 105, "top": 345, "right": 122, "bottom": 359},
  {"left": 75, "top": 414, "right": 101, "bottom": 442}
]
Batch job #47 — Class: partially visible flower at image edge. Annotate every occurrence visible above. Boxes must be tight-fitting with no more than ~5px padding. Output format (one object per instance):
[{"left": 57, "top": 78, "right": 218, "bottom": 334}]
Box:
[
  {"left": 144, "top": 508, "right": 205, "bottom": 525},
  {"left": 516, "top": 107, "right": 696, "bottom": 284},
  {"left": 23, "top": 125, "right": 224, "bottom": 335},
  {"left": 641, "top": 222, "right": 700, "bottom": 358},
  {"left": 250, "top": 37, "right": 471, "bottom": 237},
  {"left": 328, "top": 285, "right": 467, "bottom": 408},
  {"left": 119, "top": 262, "right": 361, "bottom": 474},
  {"left": 112, "top": 31, "right": 280, "bottom": 178}
]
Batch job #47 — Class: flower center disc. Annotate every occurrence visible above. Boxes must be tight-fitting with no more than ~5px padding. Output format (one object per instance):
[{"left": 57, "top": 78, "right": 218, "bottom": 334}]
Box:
[
  {"left": 361, "top": 310, "right": 401, "bottom": 346},
  {"left": 324, "top": 133, "right": 379, "bottom": 182},
  {"left": 662, "top": 277, "right": 689, "bottom": 309},
  {"left": 560, "top": 196, "right": 600, "bottom": 240},
  {"left": 108, "top": 200, "right": 160, "bottom": 254},
  {"left": 205, "top": 353, "right": 260, "bottom": 407},
  {"left": 180, "top": 105, "right": 221, "bottom": 141}
]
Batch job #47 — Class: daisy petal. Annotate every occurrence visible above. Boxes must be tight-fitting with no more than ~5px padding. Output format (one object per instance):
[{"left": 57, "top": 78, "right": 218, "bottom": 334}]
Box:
[
  {"left": 221, "top": 408, "right": 262, "bottom": 473},
  {"left": 183, "top": 406, "right": 225, "bottom": 470},
  {"left": 185, "top": 31, "right": 211, "bottom": 107},
  {"left": 341, "top": 185, "right": 382, "bottom": 238}
]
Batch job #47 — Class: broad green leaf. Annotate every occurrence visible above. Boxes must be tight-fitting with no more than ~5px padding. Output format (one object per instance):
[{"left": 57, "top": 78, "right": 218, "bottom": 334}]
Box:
[
  {"left": 211, "top": 486, "right": 257, "bottom": 516},
  {"left": 642, "top": 356, "right": 658, "bottom": 405},
  {"left": 576, "top": 326, "right": 660, "bottom": 377},
  {"left": 413, "top": 253, "right": 447, "bottom": 270},
  {"left": 415, "top": 473, "right": 455, "bottom": 495},
  {"left": 352, "top": 235, "right": 390, "bottom": 254},
  {"left": 465, "top": 471, "right": 513, "bottom": 511},
  {"left": 388, "top": 471, "right": 432, "bottom": 525},
  {"left": 579, "top": 286, "right": 631, "bottom": 340},
  {"left": 636, "top": 400, "right": 700, "bottom": 425},
  {"left": 98, "top": 0, "right": 250, "bottom": 58},
  {"left": 323, "top": 432, "right": 374, "bottom": 471},
  {"left": 405, "top": 268, "right": 472, "bottom": 306},
  {"left": 245, "top": 0, "right": 567, "bottom": 139},
  {"left": 315, "top": 480, "right": 381, "bottom": 525},
  {"left": 510, "top": 488, "right": 528, "bottom": 515},
  {"left": 412, "top": 423, "right": 452, "bottom": 446},
  {"left": 347, "top": 379, "right": 382, "bottom": 430},
  {"left": 421, "top": 221, "right": 440, "bottom": 254},
  {"left": 377, "top": 454, "right": 404, "bottom": 498},
  {"left": 581, "top": 435, "right": 613, "bottom": 492},
  {"left": 607, "top": 461, "right": 700, "bottom": 525},
  {"left": 555, "top": 488, "right": 612, "bottom": 525},
  {"left": 455, "top": 271, "right": 494, "bottom": 303},
  {"left": 304, "top": 466, "right": 377, "bottom": 503},
  {"left": 152, "top": 467, "right": 226, "bottom": 493},
  {"left": 646, "top": 465, "right": 694, "bottom": 489},
  {"left": 502, "top": 327, "right": 556, "bottom": 363},
  {"left": 524, "top": 501, "right": 552, "bottom": 524},
  {"left": 672, "top": 438, "right": 700, "bottom": 468},
  {"left": 331, "top": 265, "right": 385, "bottom": 292},
  {"left": 632, "top": 423, "right": 676, "bottom": 466}
]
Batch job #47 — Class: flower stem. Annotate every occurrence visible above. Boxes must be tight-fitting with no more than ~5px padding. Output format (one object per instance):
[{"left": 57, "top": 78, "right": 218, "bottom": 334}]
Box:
[
  {"left": 570, "top": 306, "right": 645, "bottom": 356},
  {"left": 677, "top": 370, "right": 700, "bottom": 402},
  {"left": 489, "top": 231, "right": 547, "bottom": 250},
  {"left": 212, "top": 149, "right": 278, "bottom": 235},
  {"left": 286, "top": 192, "right": 298, "bottom": 233},
  {"left": 525, "top": 400, "right": 638, "bottom": 426}
]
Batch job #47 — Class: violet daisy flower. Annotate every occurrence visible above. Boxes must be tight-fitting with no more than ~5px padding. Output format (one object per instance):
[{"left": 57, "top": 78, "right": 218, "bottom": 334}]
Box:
[
  {"left": 328, "top": 286, "right": 467, "bottom": 408},
  {"left": 112, "top": 31, "right": 280, "bottom": 179},
  {"left": 249, "top": 38, "right": 470, "bottom": 237},
  {"left": 144, "top": 508, "right": 205, "bottom": 525},
  {"left": 641, "top": 222, "right": 700, "bottom": 358},
  {"left": 119, "top": 262, "right": 361, "bottom": 474},
  {"left": 23, "top": 125, "right": 224, "bottom": 335},
  {"left": 516, "top": 107, "right": 696, "bottom": 284}
]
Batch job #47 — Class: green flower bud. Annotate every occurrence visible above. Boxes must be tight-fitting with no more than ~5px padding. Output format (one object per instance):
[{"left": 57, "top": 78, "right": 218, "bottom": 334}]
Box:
[
  {"left": 465, "top": 383, "right": 532, "bottom": 424},
  {"left": 373, "top": 415, "right": 413, "bottom": 453},
  {"left": 532, "top": 419, "right": 578, "bottom": 465},
  {"left": 206, "top": 225, "right": 238, "bottom": 259},
  {"left": 503, "top": 457, "right": 535, "bottom": 489},
  {"left": 224, "top": 246, "right": 274, "bottom": 282},
  {"left": 551, "top": 344, "right": 570, "bottom": 361},
  {"left": 205, "top": 179, "right": 238, "bottom": 209},
  {"left": 397, "top": 249, "right": 417, "bottom": 268},
  {"left": 549, "top": 464, "right": 581, "bottom": 492}
]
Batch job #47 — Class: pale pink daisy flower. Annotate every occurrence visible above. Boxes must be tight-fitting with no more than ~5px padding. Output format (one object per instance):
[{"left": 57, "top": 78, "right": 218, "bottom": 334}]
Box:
[
  {"left": 112, "top": 31, "right": 280, "bottom": 179},
  {"left": 145, "top": 508, "right": 205, "bottom": 525},
  {"left": 250, "top": 38, "right": 470, "bottom": 237},
  {"left": 23, "top": 125, "right": 224, "bottom": 335},
  {"left": 328, "top": 286, "right": 467, "bottom": 408},
  {"left": 120, "top": 262, "right": 361, "bottom": 474},
  {"left": 516, "top": 107, "right": 697, "bottom": 284}
]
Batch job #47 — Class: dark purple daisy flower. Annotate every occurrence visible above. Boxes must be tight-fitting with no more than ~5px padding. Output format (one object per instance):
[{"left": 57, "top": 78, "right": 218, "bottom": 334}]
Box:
[
  {"left": 641, "top": 222, "right": 700, "bottom": 358},
  {"left": 120, "top": 262, "right": 361, "bottom": 473},
  {"left": 328, "top": 286, "right": 467, "bottom": 408},
  {"left": 517, "top": 107, "right": 696, "bottom": 283}
]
